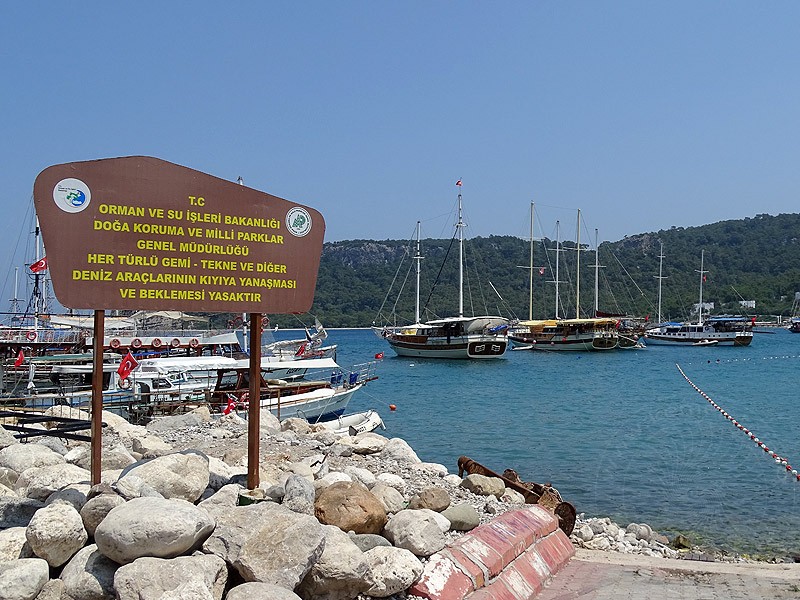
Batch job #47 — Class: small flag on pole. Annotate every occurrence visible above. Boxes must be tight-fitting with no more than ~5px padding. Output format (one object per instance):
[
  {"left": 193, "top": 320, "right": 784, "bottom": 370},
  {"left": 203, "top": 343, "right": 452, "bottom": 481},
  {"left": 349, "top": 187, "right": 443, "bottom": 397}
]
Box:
[
  {"left": 222, "top": 395, "right": 237, "bottom": 415},
  {"left": 455, "top": 180, "right": 462, "bottom": 187},
  {"left": 29, "top": 257, "right": 48, "bottom": 273},
  {"left": 14, "top": 349, "right": 24, "bottom": 368},
  {"left": 117, "top": 351, "right": 139, "bottom": 381},
  {"left": 539, "top": 267, "right": 545, "bottom": 275}
]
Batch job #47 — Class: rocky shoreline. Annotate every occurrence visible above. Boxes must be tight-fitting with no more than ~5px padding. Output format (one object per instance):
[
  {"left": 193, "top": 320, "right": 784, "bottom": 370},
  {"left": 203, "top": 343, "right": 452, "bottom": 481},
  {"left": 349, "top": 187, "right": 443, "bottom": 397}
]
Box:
[{"left": 0, "top": 406, "right": 777, "bottom": 600}]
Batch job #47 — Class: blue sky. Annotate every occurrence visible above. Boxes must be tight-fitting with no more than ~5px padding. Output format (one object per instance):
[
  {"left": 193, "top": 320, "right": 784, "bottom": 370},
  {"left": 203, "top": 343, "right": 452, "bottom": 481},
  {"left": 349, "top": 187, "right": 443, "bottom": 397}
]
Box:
[{"left": 2, "top": 2, "right": 799, "bottom": 305}]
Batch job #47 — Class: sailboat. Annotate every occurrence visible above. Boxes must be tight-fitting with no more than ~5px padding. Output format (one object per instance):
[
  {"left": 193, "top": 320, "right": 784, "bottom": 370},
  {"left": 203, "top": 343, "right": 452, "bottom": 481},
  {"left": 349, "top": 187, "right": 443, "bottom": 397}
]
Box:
[
  {"left": 375, "top": 187, "right": 508, "bottom": 359},
  {"left": 508, "top": 208, "right": 620, "bottom": 351},
  {"left": 644, "top": 250, "right": 754, "bottom": 346}
]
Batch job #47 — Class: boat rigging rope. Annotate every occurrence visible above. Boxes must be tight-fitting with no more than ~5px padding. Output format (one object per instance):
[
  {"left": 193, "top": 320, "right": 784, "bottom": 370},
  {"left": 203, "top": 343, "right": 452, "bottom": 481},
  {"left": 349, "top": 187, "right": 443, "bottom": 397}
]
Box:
[{"left": 676, "top": 363, "right": 799, "bottom": 481}]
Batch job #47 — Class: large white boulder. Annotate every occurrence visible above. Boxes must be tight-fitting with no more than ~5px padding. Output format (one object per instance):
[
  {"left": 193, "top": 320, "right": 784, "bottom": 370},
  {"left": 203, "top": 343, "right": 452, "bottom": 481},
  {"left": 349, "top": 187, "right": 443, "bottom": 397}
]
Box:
[{"left": 94, "top": 496, "right": 215, "bottom": 564}]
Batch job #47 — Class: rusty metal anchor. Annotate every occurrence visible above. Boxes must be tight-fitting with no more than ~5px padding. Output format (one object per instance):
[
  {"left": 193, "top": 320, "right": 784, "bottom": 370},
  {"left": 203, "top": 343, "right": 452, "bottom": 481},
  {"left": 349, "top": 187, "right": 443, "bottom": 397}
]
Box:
[{"left": 457, "top": 455, "right": 576, "bottom": 536}]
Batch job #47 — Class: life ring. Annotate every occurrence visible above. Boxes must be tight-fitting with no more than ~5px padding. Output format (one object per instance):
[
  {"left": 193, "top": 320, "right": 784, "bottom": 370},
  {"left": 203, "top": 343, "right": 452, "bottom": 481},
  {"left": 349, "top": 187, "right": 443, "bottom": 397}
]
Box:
[
  {"left": 131, "top": 338, "right": 142, "bottom": 349},
  {"left": 25, "top": 331, "right": 37, "bottom": 341},
  {"left": 110, "top": 338, "right": 121, "bottom": 349},
  {"left": 119, "top": 378, "right": 132, "bottom": 389},
  {"left": 189, "top": 338, "right": 200, "bottom": 349},
  {"left": 261, "top": 316, "right": 270, "bottom": 331},
  {"left": 151, "top": 338, "right": 162, "bottom": 348},
  {"left": 170, "top": 338, "right": 181, "bottom": 348}
]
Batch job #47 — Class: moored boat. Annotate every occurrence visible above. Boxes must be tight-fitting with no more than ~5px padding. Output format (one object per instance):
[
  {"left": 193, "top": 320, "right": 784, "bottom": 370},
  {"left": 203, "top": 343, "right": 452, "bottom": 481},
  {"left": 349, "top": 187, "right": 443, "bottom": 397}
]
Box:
[
  {"left": 375, "top": 187, "right": 508, "bottom": 359},
  {"left": 644, "top": 250, "right": 753, "bottom": 347},
  {"left": 509, "top": 317, "right": 620, "bottom": 351},
  {"left": 317, "top": 409, "right": 385, "bottom": 436}
]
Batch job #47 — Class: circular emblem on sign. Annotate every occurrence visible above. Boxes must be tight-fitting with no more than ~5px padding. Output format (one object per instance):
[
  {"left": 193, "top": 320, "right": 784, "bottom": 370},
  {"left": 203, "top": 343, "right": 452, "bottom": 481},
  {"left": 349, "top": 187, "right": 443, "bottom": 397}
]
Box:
[
  {"left": 286, "top": 207, "right": 312, "bottom": 237},
  {"left": 53, "top": 178, "right": 91, "bottom": 213}
]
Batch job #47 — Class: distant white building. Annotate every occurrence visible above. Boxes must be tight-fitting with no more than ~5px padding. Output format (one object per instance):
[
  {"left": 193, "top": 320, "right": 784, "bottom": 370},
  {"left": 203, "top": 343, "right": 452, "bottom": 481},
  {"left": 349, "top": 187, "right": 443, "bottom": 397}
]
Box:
[{"left": 739, "top": 300, "right": 756, "bottom": 309}]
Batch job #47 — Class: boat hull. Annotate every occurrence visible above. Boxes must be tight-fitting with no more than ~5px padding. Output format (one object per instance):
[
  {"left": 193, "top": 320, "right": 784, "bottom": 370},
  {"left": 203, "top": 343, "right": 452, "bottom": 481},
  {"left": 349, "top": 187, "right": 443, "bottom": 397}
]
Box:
[
  {"left": 644, "top": 332, "right": 752, "bottom": 346},
  {"left": 386, "top": 335, "right": 507, "bottom": 359}
]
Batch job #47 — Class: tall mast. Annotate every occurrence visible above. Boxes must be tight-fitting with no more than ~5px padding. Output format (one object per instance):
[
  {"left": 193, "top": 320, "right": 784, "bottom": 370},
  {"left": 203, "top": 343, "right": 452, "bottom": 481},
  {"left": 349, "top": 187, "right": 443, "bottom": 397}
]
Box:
[
  {"left": 554, "top": 220, "right": 561, "bottom": 319},
  {"left": 593, "top": 228, "right": 599, "bottom": 318},
  {"left": 33, "top": 216, "right": 43, "bottom": 331},
  {"left": 655, "top": 242, "right": 666, "bottom": 323},
  {"left": 575, "top": 209, "right": 581, "bottom": 319},
  {"left": 457, "top": 190, "right": 465, "bottom": 318},
  {"left": 414, "top": 221, "right": 422, "bottom": 324},
  {"left": 696, "top": 250, "right": 707, "bottom": 324},
  {"left": 528, "top": 202, "right": 534, "bottom": 320}
]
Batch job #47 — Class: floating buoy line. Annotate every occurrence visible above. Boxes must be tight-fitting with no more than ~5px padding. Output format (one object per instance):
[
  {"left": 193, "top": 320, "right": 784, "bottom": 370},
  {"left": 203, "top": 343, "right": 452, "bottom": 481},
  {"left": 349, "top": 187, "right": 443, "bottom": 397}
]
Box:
[{"left": 676, "top": 363, "right": 799, "bottom": 481}]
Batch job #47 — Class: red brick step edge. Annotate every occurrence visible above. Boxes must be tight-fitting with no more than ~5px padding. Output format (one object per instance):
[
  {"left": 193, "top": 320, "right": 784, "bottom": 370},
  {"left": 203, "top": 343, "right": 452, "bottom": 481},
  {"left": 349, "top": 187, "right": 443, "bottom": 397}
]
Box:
[{"left": 409, "top": 505, "right": 575, "bottom": 600}]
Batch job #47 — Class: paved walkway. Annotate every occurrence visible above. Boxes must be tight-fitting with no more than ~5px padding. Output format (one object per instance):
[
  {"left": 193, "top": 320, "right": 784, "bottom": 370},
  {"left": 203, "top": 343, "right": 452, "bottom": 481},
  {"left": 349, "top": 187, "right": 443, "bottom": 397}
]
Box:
[{"left": 536, "top": 549, "right": 800, "bottom": 600}]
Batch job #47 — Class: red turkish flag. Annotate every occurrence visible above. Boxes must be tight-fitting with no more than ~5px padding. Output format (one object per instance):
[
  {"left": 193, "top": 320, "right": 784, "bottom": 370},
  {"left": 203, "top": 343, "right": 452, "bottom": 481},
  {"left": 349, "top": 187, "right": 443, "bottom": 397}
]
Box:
[
  {"left": 29, "top": 257, "right": 48, "bottom": 273},
  {"left": 13, "top": 349, "right": 24, "bottom": 367},
  {"left": 116, "top": 351, "right": 139, "bottom": 380},
  {"left": 455, "top": 179, "right": 462, "bottom": 187}
]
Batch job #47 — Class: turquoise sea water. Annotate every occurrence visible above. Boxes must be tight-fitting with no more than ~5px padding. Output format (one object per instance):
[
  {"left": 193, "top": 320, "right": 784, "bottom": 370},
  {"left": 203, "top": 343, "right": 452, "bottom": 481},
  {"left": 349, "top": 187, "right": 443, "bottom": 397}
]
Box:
[{"left": 282, "top": 327, "right": 800, "bottom": 557}]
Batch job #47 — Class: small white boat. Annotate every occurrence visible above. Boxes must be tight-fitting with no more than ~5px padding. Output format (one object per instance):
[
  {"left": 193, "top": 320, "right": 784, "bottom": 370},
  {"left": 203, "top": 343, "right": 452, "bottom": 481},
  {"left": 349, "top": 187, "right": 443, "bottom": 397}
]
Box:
[
  {"left": 317, "top": 409, "right": 385, "bottom": 436},
  {"left": 692, "top": 339, "right": 719, "bottom": 347}
]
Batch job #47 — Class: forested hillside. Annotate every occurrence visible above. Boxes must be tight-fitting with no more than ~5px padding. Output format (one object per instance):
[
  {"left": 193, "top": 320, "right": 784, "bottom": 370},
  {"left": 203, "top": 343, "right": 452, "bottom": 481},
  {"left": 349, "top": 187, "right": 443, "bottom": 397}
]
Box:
[{"left": 267, "top": 213, "right": 800, "bottom": 328}]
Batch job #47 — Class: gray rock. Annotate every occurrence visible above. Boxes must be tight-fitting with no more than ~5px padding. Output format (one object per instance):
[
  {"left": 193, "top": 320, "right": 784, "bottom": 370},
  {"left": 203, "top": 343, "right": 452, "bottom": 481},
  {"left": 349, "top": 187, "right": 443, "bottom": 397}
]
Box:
[
  {"left": 369, "top": 482, "right": 405, "bottom": 515},
  {"left": 197, "top": 483, "right": 244, "bottom": 515},
  {"left": 363, "top": 546, "right": 424, "bottom": 598},
  {"left": 459, "top": 473, "right": 505, "bottom": 498},
  {"left": 573, "top": 523, "right": 595, "bottom": 542},
  {"left": 60, "top": 544, "right": 118, "bottom": 600},
  {"left": 283, "top": 473, "right": 315, "bottom": 515},
  {"left": 113, "top": 554, "right": 227, "bottom": 600},
  {"left": 383, "top": 509, "right": 446, "bottom": 557},
  {"left": 117, "top": 450, "right": 210, "bottom": 502},
  {"left": 342, "top": 465, "right": 376, "bottom": 488},
  {"left": 66, "top": 442, "right": 136, "bottom": 471},
  {"left": 379, "top": 438, "right": 421, "bottom": 463},
  {"left": 408, "top": 487, "right": 450, "bottom": 512},
  {"left": 0, "top": 427, "right": 17, "bottom": 450},
  {"left": 201, "top": 501, "right": 324, "bottom": 589},
  {"left": 28, "top": 436, "right": 67, "bottom": 456},
  {"left": 25, "top": 503, "right": 87, "bottom": 567},
  {"left": 0, "top": 496, "right": 44, "bottom": 528},
  {"left": 0, "top": 443, "right": 64, "bottom": 473},
  {"left": 440, "top": 503, "right": 480, "bottom": 531},
  {"left": 374, "top": 472, "right": 405, "bottom": 494},
  {"left": 233, "top": 506, "right": 325, "bottom": 588},
  {"left": 112, "top": 473, "right": 164, "bottom": 500},
  {"left": 296, "top": 524, "right": 371, "bottom": 600},
  {"left": 43, "top": 482, "right": 90, "bottom": 511},
  {"left": 0, "top": 558, "right": 49, "bottom": 600},
  {"left": 226, "top": 582, "right": 302, "bottom": 600},
  {"left": 347, "top": 532, "right": 392, "bottom": 552},
  {"left": 31, "top": 579, "right": 63, "bottom": 600},
  {"left": 15, "top": 463, "right": 90, "bottom": 502},
  {"left": 80, "top": 492, "right": 126, "bottom": 536},
  {"left": 207, "top": 456, "right": 234, "bottom": 491},
  {"left": 94, "top": 496, "right": 215, "bottom": 564},
  {"left": 0, "top": 527, "right": 32, "bottom": 561},
  {"left": 130, "top": 434, "right": 173, "bottom": 458}
]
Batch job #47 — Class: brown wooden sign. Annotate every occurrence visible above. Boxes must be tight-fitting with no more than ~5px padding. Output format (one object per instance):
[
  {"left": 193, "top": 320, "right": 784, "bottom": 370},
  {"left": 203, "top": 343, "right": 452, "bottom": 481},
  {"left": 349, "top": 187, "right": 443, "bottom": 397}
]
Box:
[{"left": 33, "top": 156, "right": 325, "bottom": 312}]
